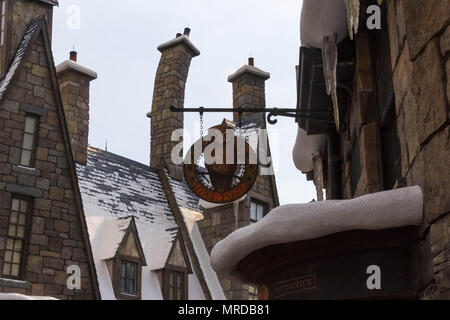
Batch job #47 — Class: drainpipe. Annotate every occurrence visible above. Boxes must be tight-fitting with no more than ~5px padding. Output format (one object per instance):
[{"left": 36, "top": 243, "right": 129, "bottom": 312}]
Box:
[{"left": 327, "top": 130, "right": 342, "bottom": 199}]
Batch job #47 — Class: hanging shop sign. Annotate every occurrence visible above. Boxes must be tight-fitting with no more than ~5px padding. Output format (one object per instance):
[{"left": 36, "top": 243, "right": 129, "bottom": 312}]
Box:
[{"left": 183, "top": 119, "right": 258, "bottom": 204}]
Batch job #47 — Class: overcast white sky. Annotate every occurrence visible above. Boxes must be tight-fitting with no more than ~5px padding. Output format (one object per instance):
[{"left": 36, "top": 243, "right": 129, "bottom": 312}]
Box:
[{"left": 51, "top": 0, "right": 317, "bottom": 205}]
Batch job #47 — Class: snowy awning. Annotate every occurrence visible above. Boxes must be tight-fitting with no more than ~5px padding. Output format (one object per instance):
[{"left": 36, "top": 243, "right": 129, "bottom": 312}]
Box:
[{"left": 210, "top": 186, "right": 423, "bottom": 279}]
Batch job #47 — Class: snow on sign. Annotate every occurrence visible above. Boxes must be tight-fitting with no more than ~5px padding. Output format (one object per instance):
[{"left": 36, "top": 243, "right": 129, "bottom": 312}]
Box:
[{"left": 183, "top": 120, "right": 258, "bottom": 204}]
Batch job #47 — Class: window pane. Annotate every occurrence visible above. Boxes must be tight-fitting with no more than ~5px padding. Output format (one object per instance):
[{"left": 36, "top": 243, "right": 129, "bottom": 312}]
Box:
[
  {"left": 257, "top": 204, "right": 264, "bottom": 221},
  {"left": 4, "top": 251, "right": 12, "bottom": 263},
  {"left": 10, "top": 212, "right": 18, "bottom": 224},
  {"left": 129, "top": 279, "right": 135, "bottom": 294},
  {"left": 250, "top": 202, "right": 257, "bottom": 221},
  {"left": 169, "top": 273, "right": 174, "bottom": 286},
  {"left": 11, "top": 264, "right": 19, "bottom": 277},
  {"left": 18, "top": 214, "right": 26, "bottom": 226},
  {"left": 121, "top": 262, "right": 126, "bottom": 276},
  {"left": 6, "top": 239, "right": 14, "bottom": 250},
  {"left": 19, "top": 200, "right": 28, "bottom": 213},
  {"left": 20, "top": 150, "right": 32, "bottom": 167},
  {"left": 11, "top": 199, "right": 20, "bottom": 211},
  {"left": 3, "top": 263, "right": 11, "bottom": 275},
  {"left": 24, "top": 117, "right": 36, "bottom": 134},
  {"left": 12, "top": 252, "right": 21, "bottom": 264},
  {"left": 8, "top": 225, "right": 16, "bottom": 237},
  {"left": 14, "top": 240, "right": 22, "bottom": 251},
  {"left": 129, "top": 263, "right": 136, "bottom": 279},
  {"left": 22, "top": 133, "right": 34, "bottom": 150},
  {"left": 16, "top": 226, "right": 25, "bottom": 238},
  {"left": 120, "top": 277, "right": 126, "bottom": 293}
]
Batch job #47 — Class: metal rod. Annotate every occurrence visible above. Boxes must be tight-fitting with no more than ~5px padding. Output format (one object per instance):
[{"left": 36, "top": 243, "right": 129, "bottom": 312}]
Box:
[{"left": 170, "top": 106, "right": 331, "bottom": 114}]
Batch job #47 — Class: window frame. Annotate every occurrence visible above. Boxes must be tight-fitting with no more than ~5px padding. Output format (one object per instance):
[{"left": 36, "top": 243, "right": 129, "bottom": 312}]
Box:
[
  {"left": 0, "top": 0, "right": 6, "bottom": 47},
  {"left": 163, "top": 266, "right": 188, "bottom": 300},
  {"left": 113, "top": 255, "right": 142, "bottom": 300},
  {"left": 250, "top": 199, "right": 267, "bottom": 224},
  {"left": 20, "top": 114, "right": 39, "bottom": 168},
  {"left": 1, "top": 195, "right": 33, "bottom": 280}
]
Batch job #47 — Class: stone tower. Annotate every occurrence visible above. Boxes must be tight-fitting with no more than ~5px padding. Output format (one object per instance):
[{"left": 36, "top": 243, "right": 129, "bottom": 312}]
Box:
[
  {"left": 148, "top": 28, "right": 200, "bottom": 175},
  {"left": 198, "top": 58, "right": 279, "bottom": 300},
  {"left": 0, "top": 0, "right": 57, "bottom": 78}
]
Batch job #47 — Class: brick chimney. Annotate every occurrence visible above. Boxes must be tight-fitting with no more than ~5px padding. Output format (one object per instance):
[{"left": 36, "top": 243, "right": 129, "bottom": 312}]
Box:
[
  {"left": 56, "top": 51, "right": 97, "bottom": 165},
  {"left": 148, "top": 28, "right": 200, "bottom": 171},
  {"left": 227, "top": 57, "right": 270, "bottom": 122}
]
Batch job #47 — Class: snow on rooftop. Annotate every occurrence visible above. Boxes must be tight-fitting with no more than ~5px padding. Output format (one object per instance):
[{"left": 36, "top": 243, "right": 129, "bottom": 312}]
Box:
[
  {"left": 211, "top": 186, "right": 424, "bottom": 280},
  {"left": 77, "top": 147, "right": 224, "bottom": 299}
]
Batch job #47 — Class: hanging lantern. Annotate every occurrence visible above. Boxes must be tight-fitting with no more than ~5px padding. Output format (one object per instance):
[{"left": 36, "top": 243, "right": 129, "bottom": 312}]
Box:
[{"left": 184, "top": 119, "right": 258, "bottom": 204}]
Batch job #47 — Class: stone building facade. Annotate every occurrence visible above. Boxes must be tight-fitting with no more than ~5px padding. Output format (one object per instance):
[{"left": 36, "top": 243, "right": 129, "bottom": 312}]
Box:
[
  {"left": 306, "top": 0, "right": 449, "bottom": 299},
  {"left": 0, "top": 1, "right": 99, "bottom": 299}
]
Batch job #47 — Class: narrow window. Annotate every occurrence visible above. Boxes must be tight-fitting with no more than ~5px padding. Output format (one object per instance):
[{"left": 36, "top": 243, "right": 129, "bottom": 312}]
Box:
[
  {"left": 0, "top": 0, "right": 6, "bottom": 47},
  {"left": 119, "top": 261, "right": 137, "bottom": 295},
  {"left": 250, "top": 201, "right": 265, "bottom": 224},
  {"left": 168, "top": 270, "right": 185, "bottom": 300},
  {"left": 2, "top": 197, "right": 31, "bottom": 279},
  {"left": 248, "top": 285, "right": 258, "bottom": 300},
  {"left": 20, "top": 115, "right": 39, "bottom": 168}
]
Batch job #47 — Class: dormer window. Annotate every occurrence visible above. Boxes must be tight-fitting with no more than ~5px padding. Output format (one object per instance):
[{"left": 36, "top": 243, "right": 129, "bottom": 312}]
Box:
[
  {"left": 250, "top": 200, "right": 266, "bottom": 224},
  {"left": 162, "top": 235, "right": 192, "bottom": 300},
  {"left": 120, "top": 261, "right": 138, "bottom": 295},
  {"left": 102, "top": 217, "right": 147, "bottom": 300}
]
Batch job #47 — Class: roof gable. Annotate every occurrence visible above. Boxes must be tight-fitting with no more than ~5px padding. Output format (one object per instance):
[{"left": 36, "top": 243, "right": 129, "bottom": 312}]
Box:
[
  {"left": 117, "top": 217, "right": 147, "bottom": 266},
  {"left": 0, "top": 16, "right": 101, "bottom": 299},
  {"left": 165, "top": 234, "right": 192, "bottom": 273}
]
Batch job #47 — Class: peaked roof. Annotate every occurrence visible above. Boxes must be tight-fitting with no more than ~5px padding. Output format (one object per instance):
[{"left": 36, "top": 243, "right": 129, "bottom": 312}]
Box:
[
  {"left": 78, "top": 147, "right": 225, "bottom": 299},
  {"left": 0, "top": 17, "right": 101, "bottom": 299},
  {"left": 0, "top": 19, "right": 41, "bottom": 101}
]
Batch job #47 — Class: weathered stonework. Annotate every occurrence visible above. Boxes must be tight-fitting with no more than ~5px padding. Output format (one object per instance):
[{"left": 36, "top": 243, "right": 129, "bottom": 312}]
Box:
[
  {"left": 0, "top": 26, "right": 97, "bottom": 299},
  {"left": 56, "top": 58, "right": 96, "bottom": 165},
  {"left": 149, "top": 33, "right": 199, "bottom": 170}
]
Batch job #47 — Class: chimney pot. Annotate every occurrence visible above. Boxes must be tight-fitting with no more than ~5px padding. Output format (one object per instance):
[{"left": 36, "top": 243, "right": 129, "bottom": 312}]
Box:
[
  {"left": 183, "top": 27, "right": 191, "bottom": 37},
  {"left": 176, "top": 33, "right": 182, "bottom": 38},
  {"left": 248, "top": 57, "right": 254, "bottom": 66},
  {"left": 70, "top": 51, "right": 77, "bottom": 63}
]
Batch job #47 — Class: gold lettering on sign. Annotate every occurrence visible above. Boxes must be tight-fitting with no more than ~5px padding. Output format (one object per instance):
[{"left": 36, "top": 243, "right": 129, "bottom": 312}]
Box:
[{"left": 273, "top": 274, "right": 317, "bottom": 298}]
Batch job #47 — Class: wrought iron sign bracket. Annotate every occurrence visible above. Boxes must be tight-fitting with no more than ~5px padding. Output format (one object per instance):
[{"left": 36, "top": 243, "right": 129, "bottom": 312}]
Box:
[{"left": 170, "top": 106, "right": 334, "bottom": 125}]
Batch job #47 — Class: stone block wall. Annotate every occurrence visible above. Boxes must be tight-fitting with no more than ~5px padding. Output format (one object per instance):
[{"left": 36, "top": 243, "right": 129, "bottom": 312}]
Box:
[
  {"left": 0, "top": 32, "right": 97, "bottom": 299},
  {"left": 341, "top": 0, "right": 449, "bottom": 299},
  {"left": 388, "top": 0, "right": 449, "bottom": 299}
]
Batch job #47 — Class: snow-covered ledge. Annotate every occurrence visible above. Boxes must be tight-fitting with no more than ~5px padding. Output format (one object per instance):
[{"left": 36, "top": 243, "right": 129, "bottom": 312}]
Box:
[
  {"left": 0, "top": 293, "right": 57, "bottom": 300},
  {"left": 210, "top": 186, "right": 423, "bottom": 278},
  {"left": 292, "top": 128, "right": 326, "bottom": 173}
]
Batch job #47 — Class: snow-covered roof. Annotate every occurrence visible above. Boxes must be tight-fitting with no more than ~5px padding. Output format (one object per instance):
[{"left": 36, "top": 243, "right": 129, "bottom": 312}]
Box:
[
  {"left": 76, "top": 147, "right": 225, "bottom": 300},
  {"left": 211, "top": 186, "right": 424, "bottom": 280},
  {"left": 0, "top": 293, "right": 58, "bottom": 300}
]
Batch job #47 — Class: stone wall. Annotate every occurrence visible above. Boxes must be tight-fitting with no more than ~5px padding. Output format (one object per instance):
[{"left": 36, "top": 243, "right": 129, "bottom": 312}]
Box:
[
  {"left": 0, "top": 32, "right": 97, "bottom": 299},
  {"left": 389, "top": 0, "right": 449, "bottom": 299},
  {"left": 340, "top": 0, "right": 449, "bottom": 299}
]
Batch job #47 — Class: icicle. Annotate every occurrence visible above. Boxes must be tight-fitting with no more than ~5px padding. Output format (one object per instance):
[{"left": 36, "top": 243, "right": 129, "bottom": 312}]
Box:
[
  {"left": 313, "top": 155, "right": 324, "bottom": 201},
  {"left": 322, "top": 34, "right": 340, "bottom": 130},
  {"left": 345, "top": 0, "right": 360, "bottom": 40}
]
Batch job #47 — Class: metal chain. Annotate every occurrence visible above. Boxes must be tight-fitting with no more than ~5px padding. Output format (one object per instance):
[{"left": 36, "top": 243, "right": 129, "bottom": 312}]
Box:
[{"left": 199, "top": 107, "right": 204, "bottom": 140}]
